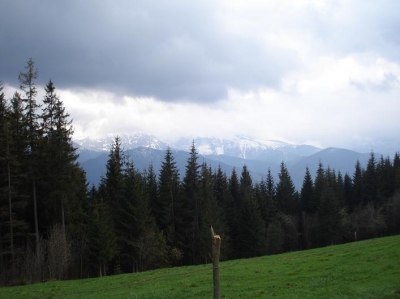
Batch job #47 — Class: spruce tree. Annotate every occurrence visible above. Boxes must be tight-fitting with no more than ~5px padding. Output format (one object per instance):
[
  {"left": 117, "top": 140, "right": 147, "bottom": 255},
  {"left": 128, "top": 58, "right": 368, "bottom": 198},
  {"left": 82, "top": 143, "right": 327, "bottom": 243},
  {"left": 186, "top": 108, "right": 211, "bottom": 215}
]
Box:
[
  {"left": 236, "top": 165, "right": 266, "bottom": 257},
  {"left": 314, "top": 162, "right": 325, "bottom": 210},
  {"left": 18, "top": 58, "right": 41, "bottom": 254},
  {"left": 276, "top": 162, "right": 298, "bottom": 215},
  {"left": 317, "top": 186, "right": 343, "bottom": 246},
  {"left": 352, "top": 160, "right": 364, "bottom": 208},
  {"left": 181, "top": 142, "right": 201, "bottom": 264},
  {"left": 255, "top": 179, "right": 268, "bottom": 224},
  {"left": 102, "top": 136, "right": 125, "bottom": 221},
  {"left": 376, "top": 155, "right": 394, "bottom": 200},
  {"left": 363, "top": 152, "right": 378, "bottom": 206},
  {"left": 40, "top": 80, "right": 79, "bottom": 232},
  {"left": 300, "top": 167, "right": 315, "bottom": 214},
  {"left": 336, "top": 171, "right": 345, "bottom": 207},
  {"left": 227, "top": 168, "right": 240, "bottom": 258},
  {"left": 213, "top": 165, "right": 229, "bottom": 207},
  {"left": 88, "top": 197, "right": 117, "bottom": 277},
  {"left": 157, "top": 147, "right": 182, "bottom": 251},
  {"left": 343, "top": 173, "right": 353, "bottom": 211},
  {"left": 265, "top": 168, "right": 278, "bottom": 222}
]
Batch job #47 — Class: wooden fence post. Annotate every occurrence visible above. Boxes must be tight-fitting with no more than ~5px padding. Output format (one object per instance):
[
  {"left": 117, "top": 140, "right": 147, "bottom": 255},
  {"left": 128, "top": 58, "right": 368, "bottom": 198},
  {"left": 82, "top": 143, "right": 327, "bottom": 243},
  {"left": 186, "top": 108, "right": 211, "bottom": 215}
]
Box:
[{"left": 211, "top": 226, "right": 221, "bottom": 299}]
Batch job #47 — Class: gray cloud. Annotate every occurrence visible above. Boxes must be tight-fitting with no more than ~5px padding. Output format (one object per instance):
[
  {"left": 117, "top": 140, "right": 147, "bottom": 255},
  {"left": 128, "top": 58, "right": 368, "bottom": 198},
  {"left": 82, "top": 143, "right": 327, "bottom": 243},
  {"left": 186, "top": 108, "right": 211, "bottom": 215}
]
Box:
[{"left": 1, "top": 0, "right": 298, "bottom": 102}]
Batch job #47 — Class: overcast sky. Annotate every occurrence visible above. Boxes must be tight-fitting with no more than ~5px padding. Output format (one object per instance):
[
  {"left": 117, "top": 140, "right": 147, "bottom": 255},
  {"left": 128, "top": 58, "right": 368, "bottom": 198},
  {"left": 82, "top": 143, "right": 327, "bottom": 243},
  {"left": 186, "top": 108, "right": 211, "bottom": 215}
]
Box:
[{"left": 1, "top": 0, "right": 400, "bottom": 154}]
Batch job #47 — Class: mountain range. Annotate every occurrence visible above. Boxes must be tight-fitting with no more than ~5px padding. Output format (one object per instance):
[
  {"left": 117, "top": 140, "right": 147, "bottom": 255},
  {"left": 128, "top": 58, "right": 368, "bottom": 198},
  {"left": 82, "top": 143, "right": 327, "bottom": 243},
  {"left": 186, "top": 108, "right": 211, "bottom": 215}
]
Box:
[{"left": 74, "top": 133, "right": 376, "bottom": 190}]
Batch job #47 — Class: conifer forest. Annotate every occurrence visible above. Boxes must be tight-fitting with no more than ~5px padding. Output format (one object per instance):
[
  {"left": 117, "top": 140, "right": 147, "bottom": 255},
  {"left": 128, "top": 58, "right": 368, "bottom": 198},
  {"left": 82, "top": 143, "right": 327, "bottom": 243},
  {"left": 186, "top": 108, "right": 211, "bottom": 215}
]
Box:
[{"left": 1, "top": 60, "right": 400, "bottom": 285}]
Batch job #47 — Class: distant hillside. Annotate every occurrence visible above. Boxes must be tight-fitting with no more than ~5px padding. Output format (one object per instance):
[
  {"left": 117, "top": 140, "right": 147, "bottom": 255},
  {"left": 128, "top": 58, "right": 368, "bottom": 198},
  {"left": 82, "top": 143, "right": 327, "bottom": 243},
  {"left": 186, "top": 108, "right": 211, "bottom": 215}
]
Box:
[
  {"left": 75, "top": 133, "right": 380, "bottom": 189},
  {"left": 288, "top": 147, "right": 372, "bottom": 189},
  {"left": 80, "top": 146, "right": 373, "bottom": 190}
]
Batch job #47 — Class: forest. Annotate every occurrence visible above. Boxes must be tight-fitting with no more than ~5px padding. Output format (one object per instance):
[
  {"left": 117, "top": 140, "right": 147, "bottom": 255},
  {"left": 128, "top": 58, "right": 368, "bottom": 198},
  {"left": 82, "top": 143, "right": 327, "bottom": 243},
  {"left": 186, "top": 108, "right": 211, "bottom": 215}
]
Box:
[{"left": 1, "top": 59, "right": 400, "bottom": 286}]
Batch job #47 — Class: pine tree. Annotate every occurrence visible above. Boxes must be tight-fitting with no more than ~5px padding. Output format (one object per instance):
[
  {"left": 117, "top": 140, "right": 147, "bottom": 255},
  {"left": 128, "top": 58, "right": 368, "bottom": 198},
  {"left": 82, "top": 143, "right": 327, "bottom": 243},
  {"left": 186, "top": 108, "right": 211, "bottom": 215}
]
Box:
[
  {"left": 145, "top": 163, "right": 158, "bottom": 221},
  {"left": 227, "top": 168, "right": 240, "bottom": 258},
  {"left": 352, "top": 160, "right": 364, "bottom": 208},
  {"left": 300, "top": 167, "right": 315, "bottom": 214},
  {"left": 276, "top": 162, "right": 298, "bottom": 215},
  {"left": 265, "top": 168, "right": 278, "bottom": 222},
  {"left": 343, "top": 173, "right": 353, "bottom": 211},
  {"left": 236, "top": 165, "right": 266, "bottom": 257},
  {"left": 135, "top": 166, "right": 169, "bottom": 271},
  {"left": 88, "top": 197, "right": 117, "bottom": 277},
  {"left": 18, "top": 58, "right": 41, "bottom": 254},
  {"left": 213, "top": 165, "right": 229, "bottom": 207},
  {"left": 6, "top": 92, "right": 30, "bottom": 251},
  {"left": 255, "top": 180, "right": 268, "bottom": 224},
  {"left": 0, "top": 83, "right": 16, "bottom": 266},
  {"left": 376, "top": 155, "right": 393, "bottom": 201},
  {"left": 181, "top": 142, "right": 201, "bottom": 264},
  {"left": 314, "top": 162, "right": 325, "bottom": 210},
  {"left": 363, "top": 152, "right": 378, "bottom": 206},
  {"left": 157, "top": 147, "right": 182, "bottom": 251},
  {"left": 336, "top": 171, "right": 344, "bottom": 207},
  {"left": 393, "top": 152, "right": 400, "bottom": 192},
  {"left": 102, "top": 136, "right": 126, "bottom": 233},
  {"left": 316, "top": 167, "right": 344, "bottom": 246},
  {"left": 40, "top": 80, "right": 79, "bottom": 232}
]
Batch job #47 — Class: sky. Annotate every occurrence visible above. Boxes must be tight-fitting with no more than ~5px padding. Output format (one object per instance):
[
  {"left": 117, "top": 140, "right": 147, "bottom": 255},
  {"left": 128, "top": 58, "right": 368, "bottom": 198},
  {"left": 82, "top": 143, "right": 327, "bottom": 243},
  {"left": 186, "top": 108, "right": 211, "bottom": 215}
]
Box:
[{"left": 1, "top": 0, "right": 400, "bottom": 155}]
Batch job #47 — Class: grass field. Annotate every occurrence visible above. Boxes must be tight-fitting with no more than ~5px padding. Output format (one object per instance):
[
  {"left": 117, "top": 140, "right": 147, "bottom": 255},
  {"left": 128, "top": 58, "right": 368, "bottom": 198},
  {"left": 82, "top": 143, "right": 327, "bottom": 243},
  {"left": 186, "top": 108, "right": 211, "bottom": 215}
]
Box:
[{"left": 1, "top": 235, "right": 399, "bottom": 299}]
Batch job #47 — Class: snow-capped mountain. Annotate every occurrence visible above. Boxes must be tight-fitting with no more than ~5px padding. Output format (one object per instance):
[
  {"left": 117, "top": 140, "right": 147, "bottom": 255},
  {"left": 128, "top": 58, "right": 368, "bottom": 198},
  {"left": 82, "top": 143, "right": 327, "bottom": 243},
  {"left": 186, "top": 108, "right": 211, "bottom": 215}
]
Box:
[
  {"left": 74, "top": 132, "right": 169, "bottom": 152},
  {"left": 74, "top": 132, "right": 380, "bottom": 190},
  {"left": 171, "top": 135, "right": 320, "bottom": 162},
  {"left": 74, "top": 133, "right": 321, "bottom": 163}
]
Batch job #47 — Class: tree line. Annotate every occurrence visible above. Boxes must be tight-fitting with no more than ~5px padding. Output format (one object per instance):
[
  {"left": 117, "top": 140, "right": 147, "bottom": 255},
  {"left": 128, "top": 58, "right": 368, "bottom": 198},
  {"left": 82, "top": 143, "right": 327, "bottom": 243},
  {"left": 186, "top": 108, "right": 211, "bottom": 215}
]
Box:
[{"left": 1, "top": 59, "right": 399, "bottom": 285}]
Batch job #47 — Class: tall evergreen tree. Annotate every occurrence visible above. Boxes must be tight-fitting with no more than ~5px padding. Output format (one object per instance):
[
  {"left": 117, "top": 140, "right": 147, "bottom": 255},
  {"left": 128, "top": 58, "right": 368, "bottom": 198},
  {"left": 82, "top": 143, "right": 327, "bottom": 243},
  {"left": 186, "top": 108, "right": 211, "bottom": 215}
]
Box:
[
  {"left": 227, "top": 168, "right": 240, "bottom": 258},
  {"left": 317, "top": 186, "right": 344, "bottom": 246},
  {"left": 313, "top": 162, "right": 325, "bottom": 210},
  {"left": 363, "top": 152, "right": 378, "bottom": 206},
  {"left": 18, "top": 58, "right": 41, "bottom": 254},
  {"left": 376, "top": 156, "right": 393, "bottom": 201},
  {"left": 0, "top": 84, "right": 26, "bottom": 267},
  {"left": 102, "top": 136, "right": 125, "bottom": 218},
  {"left": 40, "top": 80, "right": 79, "bottom": 232},
  {"left": 181, "top": 142, "right": 201, "bottom": 264},
  {"left": 88, "top": 197, "right": 117, "bottom": 277},
  {"left": 343, "top": 173, "right": 353, "bottom": 211},
  {"left": 276, "top": 162, "right": 298, "bottom": 215},
  {"left": 336, "top": 171, "right": 345, "bottom": 207},
  {"left": 265, "top": 168, "right": 278, "bottom": 222},
  {"left": 157, "top": 147, "right": 182, "bottom": 252},
  {"left": 300, "top": 167, "right": 315, "bottom": 214},
  {"left": 255, "top": 180, "right": 268, "bottom": 224},
  {"left": 236, "top": 165, "right": 266, "bottom": 257},
  {"left": 213, "top": 165, "right": 229, "bottom": 208},
  {"left": 145, "top": 163, "right": 158, "bottom": 218},
  {"left": 352, "top": 160, "right": 364, "bottom": 208}
]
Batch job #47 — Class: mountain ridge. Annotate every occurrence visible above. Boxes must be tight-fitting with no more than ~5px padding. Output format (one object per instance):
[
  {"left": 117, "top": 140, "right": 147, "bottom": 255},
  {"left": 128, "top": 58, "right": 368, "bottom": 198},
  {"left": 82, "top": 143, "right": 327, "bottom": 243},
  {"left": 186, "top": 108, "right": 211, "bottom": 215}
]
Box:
[
  {"left": 74, "top": 132, "right": 381, "bottom": 190},
  {"left": 74, "top": 133, "right": 321, "bottom": 163}
]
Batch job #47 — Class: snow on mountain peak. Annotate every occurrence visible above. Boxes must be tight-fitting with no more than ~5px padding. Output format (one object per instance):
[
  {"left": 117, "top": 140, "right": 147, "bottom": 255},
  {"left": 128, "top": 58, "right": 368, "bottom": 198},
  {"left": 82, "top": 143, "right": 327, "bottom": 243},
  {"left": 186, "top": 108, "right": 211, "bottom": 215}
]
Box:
[{"left": 73, "top": 132, "right": 321, "bottom": 162}]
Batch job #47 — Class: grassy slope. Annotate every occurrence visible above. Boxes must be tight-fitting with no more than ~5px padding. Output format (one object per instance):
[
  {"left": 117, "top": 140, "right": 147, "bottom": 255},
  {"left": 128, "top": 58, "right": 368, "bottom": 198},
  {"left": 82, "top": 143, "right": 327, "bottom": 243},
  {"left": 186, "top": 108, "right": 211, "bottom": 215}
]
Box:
[{"left": 1, "top": 235, "right": 399, "bottom": 299}]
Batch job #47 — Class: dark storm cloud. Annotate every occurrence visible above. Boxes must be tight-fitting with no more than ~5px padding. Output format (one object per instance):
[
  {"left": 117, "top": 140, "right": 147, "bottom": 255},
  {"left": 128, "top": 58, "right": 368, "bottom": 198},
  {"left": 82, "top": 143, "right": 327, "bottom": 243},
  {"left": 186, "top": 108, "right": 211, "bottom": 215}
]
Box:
[{"left": 0, "top": 0, "right": 297, "bottom": 103}]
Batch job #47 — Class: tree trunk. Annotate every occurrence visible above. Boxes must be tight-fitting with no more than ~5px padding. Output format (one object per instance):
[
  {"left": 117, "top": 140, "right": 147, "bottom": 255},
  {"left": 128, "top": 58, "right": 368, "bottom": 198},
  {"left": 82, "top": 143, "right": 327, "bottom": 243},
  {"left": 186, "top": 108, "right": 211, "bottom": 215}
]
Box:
[
  {"left": 7, "top": 136, "right": 14, "bottom": 264},
  {"left": 33, "top": 178, "right": 39, "bottom": 256},
  {"left": 61, "top": 196, "right": 66, "bottom": 235}
]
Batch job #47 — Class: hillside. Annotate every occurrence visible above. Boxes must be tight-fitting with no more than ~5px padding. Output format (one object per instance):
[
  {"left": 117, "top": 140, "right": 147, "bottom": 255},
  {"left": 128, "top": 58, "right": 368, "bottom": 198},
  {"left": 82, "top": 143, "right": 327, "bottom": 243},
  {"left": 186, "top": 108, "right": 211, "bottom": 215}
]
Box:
[{"left": 2, "top": 235, "right": 399, "bottom": 299}]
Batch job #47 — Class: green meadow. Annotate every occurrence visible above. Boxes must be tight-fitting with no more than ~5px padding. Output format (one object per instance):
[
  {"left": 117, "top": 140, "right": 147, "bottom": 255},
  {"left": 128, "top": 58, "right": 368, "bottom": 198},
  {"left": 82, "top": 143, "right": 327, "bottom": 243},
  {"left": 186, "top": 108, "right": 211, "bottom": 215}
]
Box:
[{"left": 1, "top": 235, "right": 399, "bottom": 299}]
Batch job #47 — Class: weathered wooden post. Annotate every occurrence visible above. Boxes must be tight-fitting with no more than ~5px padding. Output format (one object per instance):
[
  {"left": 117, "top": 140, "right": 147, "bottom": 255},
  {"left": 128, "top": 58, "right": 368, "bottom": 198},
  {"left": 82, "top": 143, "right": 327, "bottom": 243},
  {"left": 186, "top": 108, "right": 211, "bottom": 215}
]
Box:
[{"left": 211, "top": 226, "right": 221, "bottom": 299}]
